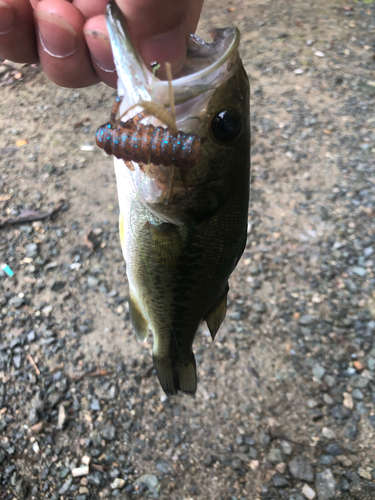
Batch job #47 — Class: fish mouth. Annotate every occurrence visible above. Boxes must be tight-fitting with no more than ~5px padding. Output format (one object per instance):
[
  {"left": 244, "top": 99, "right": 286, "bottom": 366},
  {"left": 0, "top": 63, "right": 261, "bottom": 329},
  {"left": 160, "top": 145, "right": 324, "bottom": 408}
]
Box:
[
  {"left": 106, "top": 0, "right": 240, "bottom": 113},
  {"left": 106, "top": 0, "right": 242, "bottom": 222}
]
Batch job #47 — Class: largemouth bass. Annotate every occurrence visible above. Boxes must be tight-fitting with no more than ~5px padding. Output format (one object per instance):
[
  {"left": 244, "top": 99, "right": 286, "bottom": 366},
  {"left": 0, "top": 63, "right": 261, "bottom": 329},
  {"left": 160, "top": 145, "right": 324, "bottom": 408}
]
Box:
[{"left": 97, "top": 1, "right": 250, "bottom": 395}]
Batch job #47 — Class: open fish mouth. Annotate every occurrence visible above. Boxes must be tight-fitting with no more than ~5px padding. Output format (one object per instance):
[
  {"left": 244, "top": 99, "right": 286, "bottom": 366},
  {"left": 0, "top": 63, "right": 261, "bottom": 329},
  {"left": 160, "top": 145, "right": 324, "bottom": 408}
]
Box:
[
  {"left": 106, "top": 0, "right": 240, "bottom": 124},
  {"left": 103, "top": 0, "right": 243, "bottom": 220}
]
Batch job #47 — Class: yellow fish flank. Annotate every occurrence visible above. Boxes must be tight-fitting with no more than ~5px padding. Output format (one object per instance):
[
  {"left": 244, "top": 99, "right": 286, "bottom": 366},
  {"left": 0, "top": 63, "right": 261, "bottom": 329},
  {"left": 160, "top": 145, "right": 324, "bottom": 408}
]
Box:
[{"left": 100, "top": 1, "right": 250, "bottom": 395}]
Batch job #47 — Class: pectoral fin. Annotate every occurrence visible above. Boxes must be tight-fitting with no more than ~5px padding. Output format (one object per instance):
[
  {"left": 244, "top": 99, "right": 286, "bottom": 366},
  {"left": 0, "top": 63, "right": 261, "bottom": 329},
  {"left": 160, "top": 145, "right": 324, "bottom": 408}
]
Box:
[
  {"left": 153, "top": 353, "right": 197, "bottom": 396},
  {"left": 204, "top": 284, "right": 229, "bottom": 340},
  {"left": 129, "top": 290, "right": 149, "bottom": 342},
  {"left": 148, "top": 222, "right": 183, "bottom": 270}
]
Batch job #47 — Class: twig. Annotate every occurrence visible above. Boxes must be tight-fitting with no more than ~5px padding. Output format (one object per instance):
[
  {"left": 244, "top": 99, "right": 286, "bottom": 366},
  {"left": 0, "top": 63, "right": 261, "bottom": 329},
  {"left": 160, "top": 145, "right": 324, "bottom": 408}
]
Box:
[
  {"left": 87, "top": 369, "right": 114, "bottom": 378},
  {"left": 91, "top": 463, "right": 106, "bottom": 472},
  {"left": 0, "top": 201, "right": 65, "bottom": 230},
  {"left": 69, "top": 369, "right": 114, "bottom": 382},
  {"left": 26, "top": 353, "right": 40, "bottom": 375}
]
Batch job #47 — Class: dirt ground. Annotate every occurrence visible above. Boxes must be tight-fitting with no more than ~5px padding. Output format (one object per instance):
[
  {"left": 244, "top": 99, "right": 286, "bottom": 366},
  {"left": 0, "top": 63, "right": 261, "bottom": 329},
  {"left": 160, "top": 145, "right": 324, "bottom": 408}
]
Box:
[{"left": 1, "top": 0, "right": 375, "bottom": 499}]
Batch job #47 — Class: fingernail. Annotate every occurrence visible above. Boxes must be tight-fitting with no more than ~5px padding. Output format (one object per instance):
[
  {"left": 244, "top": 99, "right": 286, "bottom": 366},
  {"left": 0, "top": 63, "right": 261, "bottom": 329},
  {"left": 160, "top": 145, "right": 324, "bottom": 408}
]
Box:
[
  {"left": 140, "top": 24, "right": 186, "bottom": 77},
  {"left": 0, "top": 1, "right": 16, "bottom": 35},
  {"left": 35, "top": 10, "right": 77, "bottom": 58},
  {"left": 84, "top": 30, "right": 116, "bottom": 72}
]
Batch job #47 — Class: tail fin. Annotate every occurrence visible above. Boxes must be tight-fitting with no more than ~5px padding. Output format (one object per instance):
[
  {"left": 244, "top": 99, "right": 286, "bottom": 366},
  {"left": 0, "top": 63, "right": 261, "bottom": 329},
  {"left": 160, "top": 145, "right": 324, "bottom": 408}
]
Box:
[{"left": 153, "top": 353, "right": 197, "bottom": 396}]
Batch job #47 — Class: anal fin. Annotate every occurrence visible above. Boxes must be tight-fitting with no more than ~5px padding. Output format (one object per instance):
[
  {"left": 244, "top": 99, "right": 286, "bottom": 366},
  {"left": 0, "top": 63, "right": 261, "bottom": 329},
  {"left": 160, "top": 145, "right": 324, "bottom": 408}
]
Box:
[
  {"left": 204, "top": 284, "right": 229, "bottom": 340},
  {"left": 129, "top": 291, "right": 149, "bottom": 342},
  {"left": 153, "top": 353, "right": 197, "bottom": 396}
]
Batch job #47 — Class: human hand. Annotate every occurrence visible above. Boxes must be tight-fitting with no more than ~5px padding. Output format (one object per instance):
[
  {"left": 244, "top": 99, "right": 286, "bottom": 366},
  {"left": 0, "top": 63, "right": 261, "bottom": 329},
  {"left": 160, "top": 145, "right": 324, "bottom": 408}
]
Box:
[{"left": 0, "top": 0, "right": 203, "bottom": 88}]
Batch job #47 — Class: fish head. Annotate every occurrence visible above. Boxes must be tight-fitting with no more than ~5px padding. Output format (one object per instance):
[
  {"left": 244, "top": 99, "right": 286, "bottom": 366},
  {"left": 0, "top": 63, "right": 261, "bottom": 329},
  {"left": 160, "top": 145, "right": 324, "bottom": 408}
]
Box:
[{"left": 106, "top": 0, "right": 250, "bottom": 224}]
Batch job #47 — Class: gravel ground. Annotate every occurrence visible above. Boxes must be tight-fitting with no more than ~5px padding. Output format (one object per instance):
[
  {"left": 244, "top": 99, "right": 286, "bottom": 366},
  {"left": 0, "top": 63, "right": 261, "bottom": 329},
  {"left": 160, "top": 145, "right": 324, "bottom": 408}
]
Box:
[{"left": 1, "top": 0, "right": 375, "bottom": 499}]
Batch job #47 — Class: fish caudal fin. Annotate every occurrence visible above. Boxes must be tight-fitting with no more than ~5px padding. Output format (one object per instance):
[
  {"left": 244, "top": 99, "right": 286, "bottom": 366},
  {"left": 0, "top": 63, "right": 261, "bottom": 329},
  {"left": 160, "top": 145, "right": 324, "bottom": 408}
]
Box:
[
  {"left": 129, "top": 291, "right": 149, "bottom": 342},
  {"left": 153, "top": 353, "right": 197, "bottom": 396},
  {"left": 204, "top": 284, "right": 229, "bottom": 340}
]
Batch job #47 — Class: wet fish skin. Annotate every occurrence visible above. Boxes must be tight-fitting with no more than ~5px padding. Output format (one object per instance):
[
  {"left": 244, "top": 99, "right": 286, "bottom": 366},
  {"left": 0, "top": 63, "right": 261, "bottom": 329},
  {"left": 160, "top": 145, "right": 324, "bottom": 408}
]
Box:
[
  {"left": 120, "top": 67, "right": 249, "bottom": 395},
  {"left": 105, "top": 1, "right": 250, "bottom": 395}
]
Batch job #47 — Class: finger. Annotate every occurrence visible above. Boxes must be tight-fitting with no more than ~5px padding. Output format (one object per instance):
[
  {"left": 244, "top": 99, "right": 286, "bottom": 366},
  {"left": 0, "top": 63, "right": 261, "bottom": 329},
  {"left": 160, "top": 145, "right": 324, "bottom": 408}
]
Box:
[
  {"left": 116, "top": 0, "right": 204, "bottom": 76},
  {"left": 84, "top": 15, "right": 117, "bottom": 88},
  {"left": 72, "top": 0, "right": 107, "bottom": 20},
  {"left": 34, "top": 0, "right": 100, "bottom": 87},
  {"left": 0, "top": 0, "right": 38, "bottom": 63},
  {"left": 188, "top": 0, "right": 203, "bottom": 33}
]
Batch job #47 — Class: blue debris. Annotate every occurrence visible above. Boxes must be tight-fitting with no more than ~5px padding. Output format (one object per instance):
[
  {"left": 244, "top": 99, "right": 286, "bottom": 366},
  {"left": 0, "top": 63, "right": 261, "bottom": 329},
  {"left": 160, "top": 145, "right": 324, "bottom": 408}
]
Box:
[{"left": 1, "top": 264, "right": 14, "bottom": 277}]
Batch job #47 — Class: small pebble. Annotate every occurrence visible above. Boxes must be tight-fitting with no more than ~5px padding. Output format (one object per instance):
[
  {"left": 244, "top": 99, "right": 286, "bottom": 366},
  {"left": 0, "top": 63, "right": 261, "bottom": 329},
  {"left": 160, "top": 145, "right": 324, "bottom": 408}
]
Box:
[
  {"left": 59, "top": 478, "right": 73, "bottom": 495},
  {"left": 343, "top": 421, "right": 358, "bottom": 439},
  {"left": 316, "top": 469, "right": 336, "bottom": 500},
  {"left": 367, "top": 357, "right": 375, "bottom": 371},
  {"left": 268, "top": 448, "right": 284, "bottom": 464},
  {"left": 352, "top": 389, "right": 364, "bottom": 400},
  {"left": 358, "top": 468, "right": 372, "bottom": 480},
  {"left": 272, "top": 474, "right": 289, "bottom": 487},
  {"left": 323, "top": 394, "right": 334, "bottom": 405},
  {"left": 302, "top": 484, "right": 316, "bottom": 499},
  {"left": 325, "top": 444, "right": 343, "bottom": 456},
  {"left": 281, "top": 441, "right": 292, "bottom": 455},
  {"left": 289, "top": 456, "right": 314, "bottom": 482},
  {"left": 319, "top": 455, "right": 334, "bottom": 466},
  {"left": 343, "top": 393, "right": 354, "bottom": 409},
  {"left": 322, "top": 428, "right": 336, "bottom": 439},
  {"left": 72, "top": 466, "right": 89, "bottom": 478},
  {"left": 312, "top": 364, "right": 326, "bottom": 379},
  {"left": 110, "top": 478, "right": 125, "bottom": 490},
  {"left": 90, "top": 399, "right": 101, "bottom": 411},
  {"left": 57, "top": 404, "right": 67, "bottom": 429}
]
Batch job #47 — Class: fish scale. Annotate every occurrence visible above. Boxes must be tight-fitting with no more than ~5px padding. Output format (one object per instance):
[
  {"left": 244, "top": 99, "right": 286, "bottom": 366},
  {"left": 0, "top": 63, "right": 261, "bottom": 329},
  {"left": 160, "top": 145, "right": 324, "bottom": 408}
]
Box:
[{"left": 100, "top": 0, "right": 250, "bottom": 395}]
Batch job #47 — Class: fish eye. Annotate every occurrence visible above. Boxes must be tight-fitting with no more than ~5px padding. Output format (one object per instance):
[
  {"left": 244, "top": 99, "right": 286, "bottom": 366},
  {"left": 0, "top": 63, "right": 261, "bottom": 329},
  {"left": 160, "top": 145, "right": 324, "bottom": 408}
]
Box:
[{"left": 211, "top": 110, "right": 242, "bottom": 142}]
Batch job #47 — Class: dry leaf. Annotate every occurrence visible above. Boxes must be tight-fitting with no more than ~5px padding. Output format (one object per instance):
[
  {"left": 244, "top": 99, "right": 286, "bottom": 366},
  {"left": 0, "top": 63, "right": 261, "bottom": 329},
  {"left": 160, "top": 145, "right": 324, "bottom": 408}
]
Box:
[{"left": 15, "top": 139, "right": 28, "bottom": 147}]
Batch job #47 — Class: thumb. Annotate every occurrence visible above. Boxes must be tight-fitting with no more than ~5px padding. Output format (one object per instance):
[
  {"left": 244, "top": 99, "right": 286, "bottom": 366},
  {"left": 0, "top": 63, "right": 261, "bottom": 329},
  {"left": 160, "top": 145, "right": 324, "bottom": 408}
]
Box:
[{"left": 115, "top": 0, "right": 203, "bottom": 76}]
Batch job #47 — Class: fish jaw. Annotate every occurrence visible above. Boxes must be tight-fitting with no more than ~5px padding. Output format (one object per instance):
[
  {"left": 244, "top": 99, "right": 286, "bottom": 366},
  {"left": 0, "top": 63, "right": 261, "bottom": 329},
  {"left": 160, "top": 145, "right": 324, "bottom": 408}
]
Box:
[
  {"left": 106, "top": 1, "right": 240, "bottom": 112},
  {"left": 105, "top": 0, "right": 151, "bottom": 112}
]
